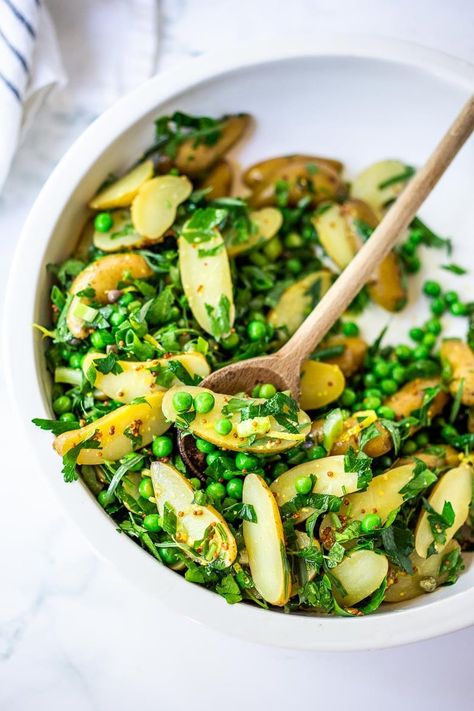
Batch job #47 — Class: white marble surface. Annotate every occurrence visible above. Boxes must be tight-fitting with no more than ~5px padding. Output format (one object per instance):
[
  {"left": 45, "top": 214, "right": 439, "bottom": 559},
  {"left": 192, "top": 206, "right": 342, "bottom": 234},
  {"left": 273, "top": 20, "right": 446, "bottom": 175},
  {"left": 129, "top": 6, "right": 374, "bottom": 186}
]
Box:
[{"left": 1, "top": 1, "right": 474, "bottom": 709}]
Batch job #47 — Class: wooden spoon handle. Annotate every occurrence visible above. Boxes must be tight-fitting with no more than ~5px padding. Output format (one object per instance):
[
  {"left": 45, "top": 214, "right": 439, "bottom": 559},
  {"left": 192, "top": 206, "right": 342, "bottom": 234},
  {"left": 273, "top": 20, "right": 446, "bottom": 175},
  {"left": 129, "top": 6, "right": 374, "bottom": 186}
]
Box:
[{"left": 278, "top": 95, "right": 474, "bottom": 366}]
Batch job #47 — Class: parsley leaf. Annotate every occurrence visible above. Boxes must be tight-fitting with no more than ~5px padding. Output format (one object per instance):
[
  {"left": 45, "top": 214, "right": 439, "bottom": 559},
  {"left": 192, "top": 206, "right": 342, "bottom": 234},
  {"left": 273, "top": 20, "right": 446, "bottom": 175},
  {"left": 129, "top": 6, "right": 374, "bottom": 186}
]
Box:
[
  {"left": 344, "top": 447, "right": 373, "bottom": 490},
  {"left": 32, "top": 417, "right": 80, "bottom": 436},
  {"left": 441, "top": 263, "right": 467, "bottom": 275},
  {"left": 215, "top": 574, "right": 242, "bottom": 604},
  {"left": 205, "top": 294, "right": 232, "bottom": 340},
  {"left": 399, "top": 459, "right": 437, "bottom": 500},
  {"left": 422, "top": 498, "right": 455, "bottom": 552},
  {"left": 181, "top": 207, "right": 228, "bottom": 244},
  {"left": 162, "top": 502, "right": 178, "bottom": 536},
  {"left": 94, "top": 352, "right": 124, "bottom": 376},
  {"left": 381, "top": 523, "right": 414, "bottom": 574},
  {"left": 61, "top": 433, "right": 101, "bottom": 483}
]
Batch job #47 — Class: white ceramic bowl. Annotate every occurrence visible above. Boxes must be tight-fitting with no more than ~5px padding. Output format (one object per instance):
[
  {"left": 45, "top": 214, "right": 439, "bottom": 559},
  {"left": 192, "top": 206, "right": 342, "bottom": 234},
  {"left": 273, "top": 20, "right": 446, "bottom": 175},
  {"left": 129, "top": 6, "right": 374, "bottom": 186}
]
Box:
[{"left": 4, "top": 36, "right": 474, "bottom": 650}]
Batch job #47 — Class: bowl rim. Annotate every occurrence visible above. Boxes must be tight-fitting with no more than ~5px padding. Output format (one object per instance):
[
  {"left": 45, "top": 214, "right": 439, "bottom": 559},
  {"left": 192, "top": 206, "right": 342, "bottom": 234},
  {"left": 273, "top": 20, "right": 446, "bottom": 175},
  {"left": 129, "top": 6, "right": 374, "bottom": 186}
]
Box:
[{"left": 3, "top": 34, "right": 474, "bottom": 651}]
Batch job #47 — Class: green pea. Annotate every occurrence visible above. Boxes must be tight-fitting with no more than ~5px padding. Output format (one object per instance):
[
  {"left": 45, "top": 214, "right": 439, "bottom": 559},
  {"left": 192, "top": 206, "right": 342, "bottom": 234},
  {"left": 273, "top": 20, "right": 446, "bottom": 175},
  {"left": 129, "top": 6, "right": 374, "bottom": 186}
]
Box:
[
  {"left": 422, "top": 332, "right": 437, "bottom": 349},
  {"left": 294, "top": 476, "right": 312, "bottom": 495},
  {"left": 68, "top": 352, "right": 84, "bottom": 369},
  {"left": 430, "top": 297, "right": 445, "bottom": 316},
  {"left": 59, "top": 412, "right": 76, "bottom": 422},
  {"left": 423, "top": 280, "right": 441, "bottom": 297},
  {"left": 90, "top": 329, "right": 114, "bottom": 349},
  {"left": 412, "top": 345, "right": 429, "bottom": 360},
  {"left": 401, "top": 241, "right": 416, "bottom": 257},
  {"left": 143, "top": 514, "right": 161, "bottom": 533},
  {"left": 380, "top": 379, "right": 398, "bottom": 395},
  {"left": 189, "top": 477, "right": 201, "bottom": 490},
  {"left": 247, "top": 320, "right": 267, "bottom": 341},
  {"left": 272, "top": 462, "right": 288, "bottom": 477},
  {"left": 364, "top": 388, "right": 382, "bottom": 399},
  {"left": 364, "top": 396, "right": 382, "bottom": 410},
  {"left": 402, "top": 439, "right": 417, "bottom": 455},
  {"left": 444, "top": 290, "right": 458, "bottom": 305},
  {"left": 215, "top": 418, "right": 232, "bottom": 436},
  {"left": 394, "top": 344, "right": 412, "bottom": 361},
  {"left": 404, "top": 255, "right": 421, "bottom": 274},
  {"left": 221, "top": 333, "right": 240, "bottom": 350},
  {"left": 342, "top": 321, "right": 359, "bottom": 337},
  {"left": 121, "top": 452, "right": 144, "bottom": 471},
  {"left": 94, "top": 212, "right": 113, "bottom": 232},
  {"left": 373, "top": 361, "right": 390, "bottom": 379},
  {"left": 206, "top": 451, "right": 220, "bottom": 466},
  {"left": 53, "top": 395, "right": 72, "bottom": 415},
  {"left": 376, "top": 405, "right": 396, "bottom": 421},
  {"left": 194, "top": 392, "right": 215, "bottom": 414},
  {"left": 110, "top": 310, "right": 127, "bottom": 327},
  {"left": 159, "top": 547, "right": 180, "bottom": 565},
  {"left": 425, "top": 318, "right": 442, "bottom": 335},
  {"left": 236, "top": 452, "right": 259, "bottom": 471},
  {"left": 259, "top": 383, "right": 277, "bottom": 399},
  {"left": 340, "top": 388, "right": 356, "bottom": 406},
  {"left": 284, "top": 232, "right": 303, "bottom": 248},
  {"left": 392, "top": 366, "right": 406, "bottom": 384},
  {"left": 409, "top": 229, "right": 423, "bottom": 245},
  {"left": 251, "top": 384, "right": 261, "bottom": 398},
  {"left": 152, "top": 435, "right": 174, "bottom": 458},
  {"left": 195, "top": 438, "right": 216, "bottom": 454},
  {"left": 363, "top": 373, "right": 378, "bottom": 388},
  {"left": 226, "top": 478, "right": 243, "bottom": 499},
  {"left": 206, "top": 481, "right": 226, "bottom": 499},
  {"left": 307, "top": 445, "right": 327, "bottom": 460},
  {"left": 263, "top": 237, "right": 283, "bottom": 261},
  {"left": 360, "top": 513, "right": 382, "bottom": 533},
  {"left": 415, "top": 431, "right": 429, "bottom": 447},
  {"left": 441, "top": 424, "right": 458, "bottom": 440},
  {"left": 379, "top": 455, "right": 393, "bottom": 469},
  {"left": 409, "top": 327, "right": 424, "bottom": 343},
  {"left": 450, "top": 302, "right": 468, "bottom": 316},
  {"left": 59, "top": 345, "right": 72, "bottom": 361},
  {"left": 172, "top": 391, "right": 193, "bottom": 413},
  {"left": 97, "top": 490, "right": 112, "bottom": 508},
  {"left": 287, "top": 258, "right": 302, "bottom": 274},
  {"left": 118, "top": 292, "right": 134, "bottom": 307},
  {"left": 138, "top": 478, "right": 154, "bottom": 499}
]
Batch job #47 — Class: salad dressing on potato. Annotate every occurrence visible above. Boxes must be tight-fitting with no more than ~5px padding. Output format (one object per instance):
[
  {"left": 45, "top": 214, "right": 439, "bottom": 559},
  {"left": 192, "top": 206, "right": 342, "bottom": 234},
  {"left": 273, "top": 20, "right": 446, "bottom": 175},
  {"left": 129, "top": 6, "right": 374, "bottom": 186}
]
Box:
[{"left": 34, "top": 110, "right": 473, "bottom": 614}]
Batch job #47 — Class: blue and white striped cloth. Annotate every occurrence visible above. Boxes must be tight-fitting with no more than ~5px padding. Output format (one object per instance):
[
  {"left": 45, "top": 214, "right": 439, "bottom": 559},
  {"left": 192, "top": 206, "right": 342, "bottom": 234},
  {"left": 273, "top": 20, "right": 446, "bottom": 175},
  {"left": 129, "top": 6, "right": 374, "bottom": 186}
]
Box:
[{"left": 0, "top": 0, "right": 65, "bottom": 189}]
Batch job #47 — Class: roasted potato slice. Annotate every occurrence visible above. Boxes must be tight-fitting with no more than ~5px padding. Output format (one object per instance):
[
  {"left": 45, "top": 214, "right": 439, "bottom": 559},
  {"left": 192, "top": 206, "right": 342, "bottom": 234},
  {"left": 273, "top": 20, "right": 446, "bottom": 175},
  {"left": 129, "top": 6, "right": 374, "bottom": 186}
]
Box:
[
  {"left": 300, "top": 361, "right": 345, "bottom": 410},
  {"left": 89, "top": 160, "right": 154, "bottom": 210},
  {"left": 243, "top": 154, "right": 344, "bottom": 188},
  {"left": 350, "top": 159, "right": 413, "bottom": 216},
  {"left": 311, "top": 202, "right": 358, "bottom": 269},
  {"left": 82, "top": 352, "right": 210, "bottom": 403},
  {"left": 332, "top": 550, "right": 388, "bottom": 607},
  {"left": 268, "top": 270, "right": 332, "bottom": 335},
  {"left": 54, "top": 392, "right": 169, "bottom": 464},
  {"left": 415, "top": 460, "right": 473, "bottom": 558},
  {"left": 162, "top": 386, "right": 311, "bottom": 454},
  {"left": 93, "top": 209, "right": 144, "bottom": 252},
  {"left": 249, "top": 159, "right": 347, "bottom": 208},
  {"left": 151, "top": 460, "right": 237, "bottom": 567},
  {"left": 200, "top": 160, "right": 233, "bottom": 200},
  {"left": 385, "top": 377, "right": 448, "bottom": 421},
  {"left": 385, "top": 540, "right": 462, "bottom": 602},
  {"left": 270, "top": 455, "right": 360, "bottom": 523},
  {"left": 243, "top": 473, "right": 290, "bottom": 606},
  {"left": 178, "top": 231, "right": 235, "bottom": 339},
  {"left": 440, "top": 339, "right": 474, "bottom": 406},
  {"left": 66, "top": 253, "right": 153, "bottom": 339},
  {"left": 131, "top": 175, "right": 192, "bottom": 241},
  {"left": 174, "top": 114, "right": 250, "bottom": 176},
  {"left": 310, "top": 416, "right": 392, "bottom": 458},
  {"left": 396, "top": 445, "right": 460, "bottom": 471},
  {"left": 320, "top": 336, "right": 368, "bottom": 377},
  {"left": 367, "top": 249, "right": 407, "bottom": 312},
  {"left": 226, "top": 207, "right": 283, "bottom": 258}
]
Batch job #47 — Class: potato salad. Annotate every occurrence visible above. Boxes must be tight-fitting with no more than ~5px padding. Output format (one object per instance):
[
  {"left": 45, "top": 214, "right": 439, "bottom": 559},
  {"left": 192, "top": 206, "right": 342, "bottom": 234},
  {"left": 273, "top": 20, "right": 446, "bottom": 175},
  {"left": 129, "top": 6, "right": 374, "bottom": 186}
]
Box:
[{"left": 34, "top": 111, "right": 473, "bottom": 615}]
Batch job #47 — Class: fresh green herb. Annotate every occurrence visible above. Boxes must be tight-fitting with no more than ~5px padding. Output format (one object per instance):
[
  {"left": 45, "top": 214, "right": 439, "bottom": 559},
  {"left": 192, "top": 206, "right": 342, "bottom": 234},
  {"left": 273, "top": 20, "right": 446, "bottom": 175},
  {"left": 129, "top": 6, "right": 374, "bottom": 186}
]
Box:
[
  {"left": 61, "top": 433, "right": 101, "bottom": 483},
  {"left": 205, "top": 295, "right": 232, "bottom": 340},
  {"left": 216, "top": 574, "right": 242, "bottom": 604},
  {"left": 344, "top": 447, "right": 373, "bottom": 490},
  {"left": 439, "top": 546, "right": 465, "bottom": 584},
  {"left": 181, "top": 207, "right": 228, "bottom": 244},
  {"left": 162, "top": 502, "right": 178, "bottom": 537},
  {"left": 399, "top": 460, "right": 437, "bottom": 501},
  {"left": 381, "top": 522, "right": 414, "bottom": 574},
  {"left": 325, "top": 542, "right": 346, "bottom": 568},
  {"left": 422, "top": 498, "right": 455, "bottom": 552},
  {"left": 378, "top": 166, "right": 415, "bottom": 189},
  {"left": 32, "top": 417, "right": 81, "bottom": 435},
  {"left": 450, "top": 378, "right": 464, "bottom": 423},
  {"left": 441, "top": 263, "right": 467, "bottom": 275}
]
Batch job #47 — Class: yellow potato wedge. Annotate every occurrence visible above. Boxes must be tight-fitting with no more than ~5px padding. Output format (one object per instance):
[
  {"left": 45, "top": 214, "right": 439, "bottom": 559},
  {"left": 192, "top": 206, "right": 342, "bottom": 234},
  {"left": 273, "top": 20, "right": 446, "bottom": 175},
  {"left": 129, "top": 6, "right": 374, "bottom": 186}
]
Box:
[
  {"left": 332, "top": 550, "right": 388, "bottom": 607},
  {"left": 385, "top": 540, "right": 461, "bottom": 602},
  {"left": 162, "top": 385, "right": 311, "bottom": 454},
  {"left": 243, "top": 155, "right": 344, "bottom": 188},
  {"left": 268, "top": 270, "right": 332, "bottom": 335},
  {"left": 270, "top": 455, "right": 360, "bottom": 523},
  {"left": 367, "top": 249, "right": 407, "bottom": 312},
  {"left": 440, "top": 339, "right": 474, "bottom": 406},
  {"left": 200, "top": 160, "right": 233, "bottom": 200},
  {"left": 385, "top": 377, "right": 448, "bottom": 421},
  {"left": 178, "top": 232, "right": 235, "bottom": 339},
  {"left": 415, "top": 461, "right": 473, "bottom": 558},
  {"left": 82, "top": 352, "right": 210, "bottom": 403},
  {"left": 89, "top": 160, "right": 154, "bottom": 210},
  {"left": 93, "top": 209, "right": 144, "bottom": 252},
  {"left": 300, "top": 361, "right": 345, "bottom": 410},
  {"left": 350, "top": 160, "right": 412, "bottom": 216},
  {"left": 321, "top": 336, "right": 368, "bottom": 377},
  {"left": 226, "top": 207, "right": 283, "bottom": 257},
  {"left": 67, "top": 253, "right": 153, "bottom": 339},
  {"left": 150, "top": 460, "right": 237, "bottom": 567},
  {"left": 131, "top": 175, "right": 192, "bottom": 241},
  {"left": 54, "top": 392, "right": 169, "bottom": 464},
  {"left": 175, "top": 114, "right": 250, "bottom": 176},
  {"left": 311, "top": 202, "right": 358, "bottom": 269},
  {"left": 243, "top": 473, "right": 290, "bottom": 606},
  {"left": 310, "top": 416, "right": 392, "bottom": 458}
]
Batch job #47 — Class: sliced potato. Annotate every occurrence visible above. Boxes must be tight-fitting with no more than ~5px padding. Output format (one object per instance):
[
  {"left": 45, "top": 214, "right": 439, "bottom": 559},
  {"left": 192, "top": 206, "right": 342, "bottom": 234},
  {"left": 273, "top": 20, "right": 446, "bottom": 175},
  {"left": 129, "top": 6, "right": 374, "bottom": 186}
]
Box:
[
  {"left": 162, "top": 385, "right": 311, "bottom": 454},
  {"left": 321, "top": 336, "right": 368, "bottom": 377},
  {"left": 226, "top": 207, "right": 283, "bottom": 257},
  {"left": 396, "top": 445, "right": 460, "bottom": 471},
  {"left": 300, "top": 361, "right": 345, "bottom": 410},
  {"left": 332, "top": 550, "right": 388, "bottom": 607},
  {"left": 270, "top": 455, "right": 360, "bottom": 523},
  {"left": 385, "top": 540, "right": 461, "bottom": 602},
  {"left": 351, "top": 160, "right": 412, "bottom": 216},
  {"left": 175, "top": 114, "right": 250, "bottom": 176},
  {"left": 200, "top": 160, "right": 233, "bottom": 200},
  {"left": 74, "top": 218, "right": 95, "bottom": 260},
  {"left": 367, "top": 249, "right": 407, "bottom": 312},
  {"left": 82, "top": 352, "right": 210, "bottom": 403},
  {"left": 131, "top": 175, "right": 192, "bottom": 241},
  {"left": 178, "top": 232, "right": 235, "bottom": 339},
  {"left": 67, "top": 253, "right": 153, "bottom": 339},
  {"left": 53, "top": 392, "right": 169, "bottom": 464},
  {"left": 150, "top": 460, "right": 237, "bottom": 567},
  {"left": 385, "top": 377, "right": 448, "bottom": 421},
  {"left": 243, "top": 473, "right": 290, "bottom": 606},
  {"left": 89, "top": 160, "right": 154, "bottom": 210},
  {"left": 268, "top": 270, "right": 332, "bottom": 335},
  {"left": 93, "top": 209, "right": 144, "bottom": 252},
  {"left": 311, "top": 202, "right": 358, "bottom": 269},
  {"left": 440, "top": 339, "right": 474, "bottom": 405},
  {"left": 249, "top": 159, "right": 347, "bottom": 208},
  {"left": 243, "top": 155, "right": 344, "bottom": 188},
  {"left": 310, "top": 416, "right": 392, "bottom": 458},
  {"left": 415, "top": 461, "right": 473, "bottom": 558}
]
